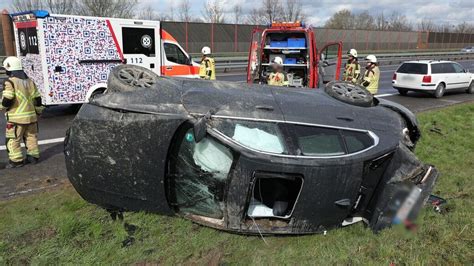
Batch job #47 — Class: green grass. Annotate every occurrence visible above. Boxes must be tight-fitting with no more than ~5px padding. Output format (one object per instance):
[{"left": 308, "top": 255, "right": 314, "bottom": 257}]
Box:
[{"left": 1, "top": 103, "right": 473, "bottom": 265}]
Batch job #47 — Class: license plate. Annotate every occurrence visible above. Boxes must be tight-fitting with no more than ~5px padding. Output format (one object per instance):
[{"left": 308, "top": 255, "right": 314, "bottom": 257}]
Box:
[{"left": 402, "top": 75, "right": 415, "bottom": 81}]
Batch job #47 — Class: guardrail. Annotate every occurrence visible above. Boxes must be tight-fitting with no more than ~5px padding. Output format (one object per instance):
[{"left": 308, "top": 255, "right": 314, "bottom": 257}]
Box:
[{"left": 209, "top": 51, "right": 474, "bottom": 72}]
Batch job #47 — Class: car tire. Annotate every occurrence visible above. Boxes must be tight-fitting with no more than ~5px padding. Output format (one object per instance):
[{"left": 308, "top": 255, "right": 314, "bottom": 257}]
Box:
[
  {"left": 107, "top": 64, "right": 158, "bottom": 93},
  {"left": 466, "top": 81, "right": 474, "bottom": 94},
  {"left": 324, "top": 81, "right": 374, "bottom": 107},
  {"left": 433, "top": 83, "right": 445, "bottom": 98},
  {"left": 397, "top": 89, "right": 408, "bottom": 96}
]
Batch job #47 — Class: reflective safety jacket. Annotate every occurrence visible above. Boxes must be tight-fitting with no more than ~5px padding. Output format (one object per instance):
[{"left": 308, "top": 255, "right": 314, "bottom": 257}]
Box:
[
  {"left": 199, "top": 57, "right": 216, "bottom": 80},
  {"left": 343, "top": 61, "right": 361, "bottom": 83},
  {"left": 362, "top": 66, "right": 380, "bottom": 95},
  {"left": 1, "top": 76, "right": 43, "bottom": 124},
  {"left": 267, "top": 72, "right": 287, "bottom": 86}
]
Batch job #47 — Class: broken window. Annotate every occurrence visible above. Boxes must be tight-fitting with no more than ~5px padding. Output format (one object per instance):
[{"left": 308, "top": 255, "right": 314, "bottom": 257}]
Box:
[
  {"left": 247, "top": 172, "right": 304, "bottom": 219},
  {"left": 167, "top": 127, "right": 234, "bottom": 219},
  {"left": 212, "top": 119, "right": 287, "bottom": 154}
]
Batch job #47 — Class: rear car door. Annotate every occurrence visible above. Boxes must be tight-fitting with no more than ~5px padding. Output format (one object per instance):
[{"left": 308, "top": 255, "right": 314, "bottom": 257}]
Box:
[
  {"left": 441, "top": 63, "right": 457, "bottom": 89},
  {"left": 318, "top": 42, "right": 343, "bottom": 84},
  {"left": 247, "top": 28, "right": 264, "bottom": 84}
]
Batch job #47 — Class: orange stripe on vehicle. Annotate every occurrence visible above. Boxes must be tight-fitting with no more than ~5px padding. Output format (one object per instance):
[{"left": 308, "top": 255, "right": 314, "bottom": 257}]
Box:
[
  {"left": 161, "top": 30, "right": 177, "bottom": 43},
  {"left": 161, "top": 65, "right": 198, "bottom": 76}
]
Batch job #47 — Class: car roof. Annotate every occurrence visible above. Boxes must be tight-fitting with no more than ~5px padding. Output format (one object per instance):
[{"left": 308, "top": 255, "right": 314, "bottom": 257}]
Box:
[{"left": 402, "top": 60, "right": 453, "bottom": 64}]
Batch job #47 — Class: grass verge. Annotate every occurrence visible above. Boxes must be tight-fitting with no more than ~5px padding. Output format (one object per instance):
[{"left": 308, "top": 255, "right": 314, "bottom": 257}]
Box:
[{"left": 0, "top": 103, "right": 473, "bottom": 265}]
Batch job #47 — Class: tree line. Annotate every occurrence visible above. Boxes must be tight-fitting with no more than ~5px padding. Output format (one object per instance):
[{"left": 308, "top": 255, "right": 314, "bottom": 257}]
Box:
[
  {"left": 324, "top": 9, "right": 474, "bottom": 33},
  {"left": 9, "top": 0, "right": 474, "bottom": 33}
]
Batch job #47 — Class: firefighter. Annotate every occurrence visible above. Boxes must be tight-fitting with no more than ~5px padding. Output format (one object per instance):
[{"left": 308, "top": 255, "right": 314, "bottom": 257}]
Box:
[
  {"left": 267, "top": 57, "right": 287, "bottom": 86},
  {"left": 199, "top": 46, "right": 216, "bottom": 80},
  {"left": 343, "top": 49, "right": 361, "bottom": 83},
  {"left": 1, "top": 56, "right": 44, "bottom": 169},
  {"left": 361, "top": 55, "right": 380, "bottom": 95}
]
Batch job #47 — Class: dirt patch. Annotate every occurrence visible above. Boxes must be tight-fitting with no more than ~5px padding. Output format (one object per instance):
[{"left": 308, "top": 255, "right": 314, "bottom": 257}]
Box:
[{"left": 187, "top": 248, "right": 225, "bottom": 266}]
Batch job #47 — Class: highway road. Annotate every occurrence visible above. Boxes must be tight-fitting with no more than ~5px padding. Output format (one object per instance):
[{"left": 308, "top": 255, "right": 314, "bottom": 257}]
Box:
[{"left": 0, "top": 59, "right": 473, "bottom": 199}]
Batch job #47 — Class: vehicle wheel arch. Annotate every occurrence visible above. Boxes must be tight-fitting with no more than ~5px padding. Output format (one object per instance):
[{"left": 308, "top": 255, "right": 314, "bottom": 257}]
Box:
[{"left": 85, "top": 83, "right": 108, "bottom": 102}]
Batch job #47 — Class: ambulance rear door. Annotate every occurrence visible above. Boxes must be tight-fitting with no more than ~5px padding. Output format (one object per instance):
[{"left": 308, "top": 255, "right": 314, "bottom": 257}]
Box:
[
  {"left": 11, "top": 11, "right": 50, "bottom": 104},
  {"left": 114, "top": 19, "right": 161, "bottom": 75},
  {"left": 161, "top": 30, "right": 199, "bottom": 78},
  {"left": 317, "top": 42, "right": 343, "bottom": 85}
]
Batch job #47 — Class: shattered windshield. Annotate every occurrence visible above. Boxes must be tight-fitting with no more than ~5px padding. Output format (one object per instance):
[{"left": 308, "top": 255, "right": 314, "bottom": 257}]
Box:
[
  {"left": 211, "top": 118, "right": 287, "bottom": 154},
  {"left": 167, "top": 128, "right": 234, "bottom": 219}
]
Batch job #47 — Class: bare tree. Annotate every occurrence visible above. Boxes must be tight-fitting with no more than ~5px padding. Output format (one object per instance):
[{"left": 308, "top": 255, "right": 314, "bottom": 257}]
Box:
[
  {"left": 386, "top": 12, "right": 412, "bottom": 31},
  {"left": 324, "top": 9, "right": 354, "bottom": 29},
  {"left": 262, "top": 0, "right": 283, "bottom": 23},
  {"left": 232, "top": 4, "right": 243, "bottom": 24},
  {"left": 418, "top": 18, "right": 437, "bottom": 32},
  {"left": 136, "top": 5, "right": 161, "bottom": 21},
  {"left": 353, "top": 11, "right": 374, "bottom": 30},
  {"left": 10, "top": 0, "right": 43, "bottom": 12},
  {"left": 78, "top": 0, "right": 138, "bottom": 18},
  {"left": 202, "top": 0, "right": 226, "bottom": 23},
  {"left": 281, "top": 0, "right": 305, "bottom": 22},
  {"left": 374, "top": 12, "right": 389, "bottom": 31},
  {"left": 46, "top": 0, "right": 77, "bottom": 14},
  {"left": 246, "top": 7, "right": 266, "bottom": 25},
  {"left": 178, "top": 0, "right": 193, "bottom": 22}
]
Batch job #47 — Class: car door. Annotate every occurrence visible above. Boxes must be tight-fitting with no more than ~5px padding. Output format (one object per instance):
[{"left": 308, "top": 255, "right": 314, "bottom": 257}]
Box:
[
  {"left": 247, "top": 28, "right": 264, "bottom": 84},
  {"left": 451, "top": 63, "right": 471, "bottom": 89},
  {"left": 120, "top": 26, "right": 160, "bottom": 75},
  {"left": 441, "top": 63, "right": 457, "bottom": 90},
  {"left": 161, "top": 41, "right": 199, "bottom": 78},
  {"left": 318, "top": 42, "right": 343, "bottom": 84}
]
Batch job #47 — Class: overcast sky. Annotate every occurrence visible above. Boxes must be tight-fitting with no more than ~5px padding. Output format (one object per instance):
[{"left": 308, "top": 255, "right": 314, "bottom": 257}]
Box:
[{"left": 1, "top": 0, "right": 473, "bottom": 26}]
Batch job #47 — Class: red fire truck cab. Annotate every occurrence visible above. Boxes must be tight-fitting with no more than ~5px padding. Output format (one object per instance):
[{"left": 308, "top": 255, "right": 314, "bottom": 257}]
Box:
[{"left": 247, "top": 22, "right": 343, "bottom": 88}]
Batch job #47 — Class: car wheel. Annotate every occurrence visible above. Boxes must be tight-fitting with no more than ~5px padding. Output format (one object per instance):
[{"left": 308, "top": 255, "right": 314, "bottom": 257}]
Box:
[
  {"left": 433, "top": 83, "right": 445, "bottom": 98},
  {"left": 466, "top": 81, "right": 474, "bottom": 94},
  {"left": 107, "top": 64, "right": 158, "bottom": 92},
  {"left": 324, "top": 81, "right": 374, "bottom": 107},
  {"left": 397, "top": 89, "right": 408, "bottom": 96}
]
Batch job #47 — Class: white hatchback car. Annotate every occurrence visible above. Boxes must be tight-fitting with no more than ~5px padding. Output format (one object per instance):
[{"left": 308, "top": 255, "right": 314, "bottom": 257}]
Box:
[{"left": 392, "top": 60, "right": 474, "bottom": 98}]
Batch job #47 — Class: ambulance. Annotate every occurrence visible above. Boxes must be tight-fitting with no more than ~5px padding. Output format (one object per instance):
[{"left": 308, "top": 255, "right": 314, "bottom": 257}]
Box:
[
  {"left": 10, "top": 10, "right": 200, "bottom": 105},
  {"left": 247, "top": 22, "right": 343, "bottom": 88}
]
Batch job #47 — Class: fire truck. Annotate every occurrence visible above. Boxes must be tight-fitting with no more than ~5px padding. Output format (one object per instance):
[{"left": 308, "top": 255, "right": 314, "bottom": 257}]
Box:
[
  {"left": 9, "top": 10, "right": 199, "bottom": 105},
  {"left": 247, "top": 22, "right": 343, "bottom": 88}
]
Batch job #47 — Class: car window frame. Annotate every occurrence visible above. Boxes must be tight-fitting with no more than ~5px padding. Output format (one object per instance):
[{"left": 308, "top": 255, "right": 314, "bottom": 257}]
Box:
[
  {"left": 208, "top": 115, "right": 379, "bottom": 159},
  {"left": 397, "top": 63, "right": 428, "bottom": 75},
  {"left": 164, "top": 42, "right": 189, "bottom": 65},
  {"left": 451, "top": 63, "right": 465, "bottom": 73}
]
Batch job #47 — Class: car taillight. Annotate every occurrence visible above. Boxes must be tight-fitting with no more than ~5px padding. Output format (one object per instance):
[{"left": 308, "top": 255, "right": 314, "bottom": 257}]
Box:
[
  {"left": 422, "top": 75, "right": 432, "bottom": 83},
  {"left": 392, "top": 73, "right": 397, "bottom": 80}
]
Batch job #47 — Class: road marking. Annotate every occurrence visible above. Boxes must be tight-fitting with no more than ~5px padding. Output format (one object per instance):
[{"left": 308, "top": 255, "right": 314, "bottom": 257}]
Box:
[
  {"left": 377, "top": 93, "right": 397, "bottom": 97},
  {"left": 0, "top": 137, "right": 65, "bottom": 151}
]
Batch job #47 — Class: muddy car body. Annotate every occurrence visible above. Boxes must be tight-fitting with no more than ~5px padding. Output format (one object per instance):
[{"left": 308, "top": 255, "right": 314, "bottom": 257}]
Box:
[{"left": 65, "top": 65, "right": 438, "bottom": 234}]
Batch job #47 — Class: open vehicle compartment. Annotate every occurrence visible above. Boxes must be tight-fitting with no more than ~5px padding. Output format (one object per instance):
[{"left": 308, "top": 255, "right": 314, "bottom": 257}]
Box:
[{"left": 65, "top": 73, "right": 438, "bottom": 234}]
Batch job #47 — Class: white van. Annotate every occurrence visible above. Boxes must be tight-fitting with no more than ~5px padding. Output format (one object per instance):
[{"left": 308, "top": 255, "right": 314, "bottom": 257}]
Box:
[
  {"left": 392, "top": 60, "right": 473, "bottom": 98},
  {"left": 10, "top": 10, "right": 200, "bottom": 105}
]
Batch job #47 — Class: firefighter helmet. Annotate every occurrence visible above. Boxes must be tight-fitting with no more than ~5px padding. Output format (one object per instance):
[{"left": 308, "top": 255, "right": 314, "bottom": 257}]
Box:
[
  {"left": 272, "top": 56, "right": 283, "bottom": 66},
  {"left": 2, "top": 56, "right": 23, "bottom": 71},
  {"left": 365, "top": 55, "right": 377, "bottom": 63},
  {"left": 347, "top": 49, "right": 358, "bottom": 58},
  {"left": 201, "top": 46, "right": 211, "bottom": 55}
]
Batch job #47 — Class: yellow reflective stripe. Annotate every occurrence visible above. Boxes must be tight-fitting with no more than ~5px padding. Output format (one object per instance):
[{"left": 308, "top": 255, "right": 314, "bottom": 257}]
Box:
[
  {"left": 27, "top": 149, "right": 40, "bottom": 156},
  {"left": 7, "top": 111, "right": 36, "bottom": 118},
  {"left": 3, "top": 91, "right": 15, "bottom": 98}
]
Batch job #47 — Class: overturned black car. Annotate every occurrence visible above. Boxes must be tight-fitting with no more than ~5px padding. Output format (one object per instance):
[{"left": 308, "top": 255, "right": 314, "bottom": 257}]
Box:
[{"left": 64, "top": 65, "right": 438, "bottom": 234}]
